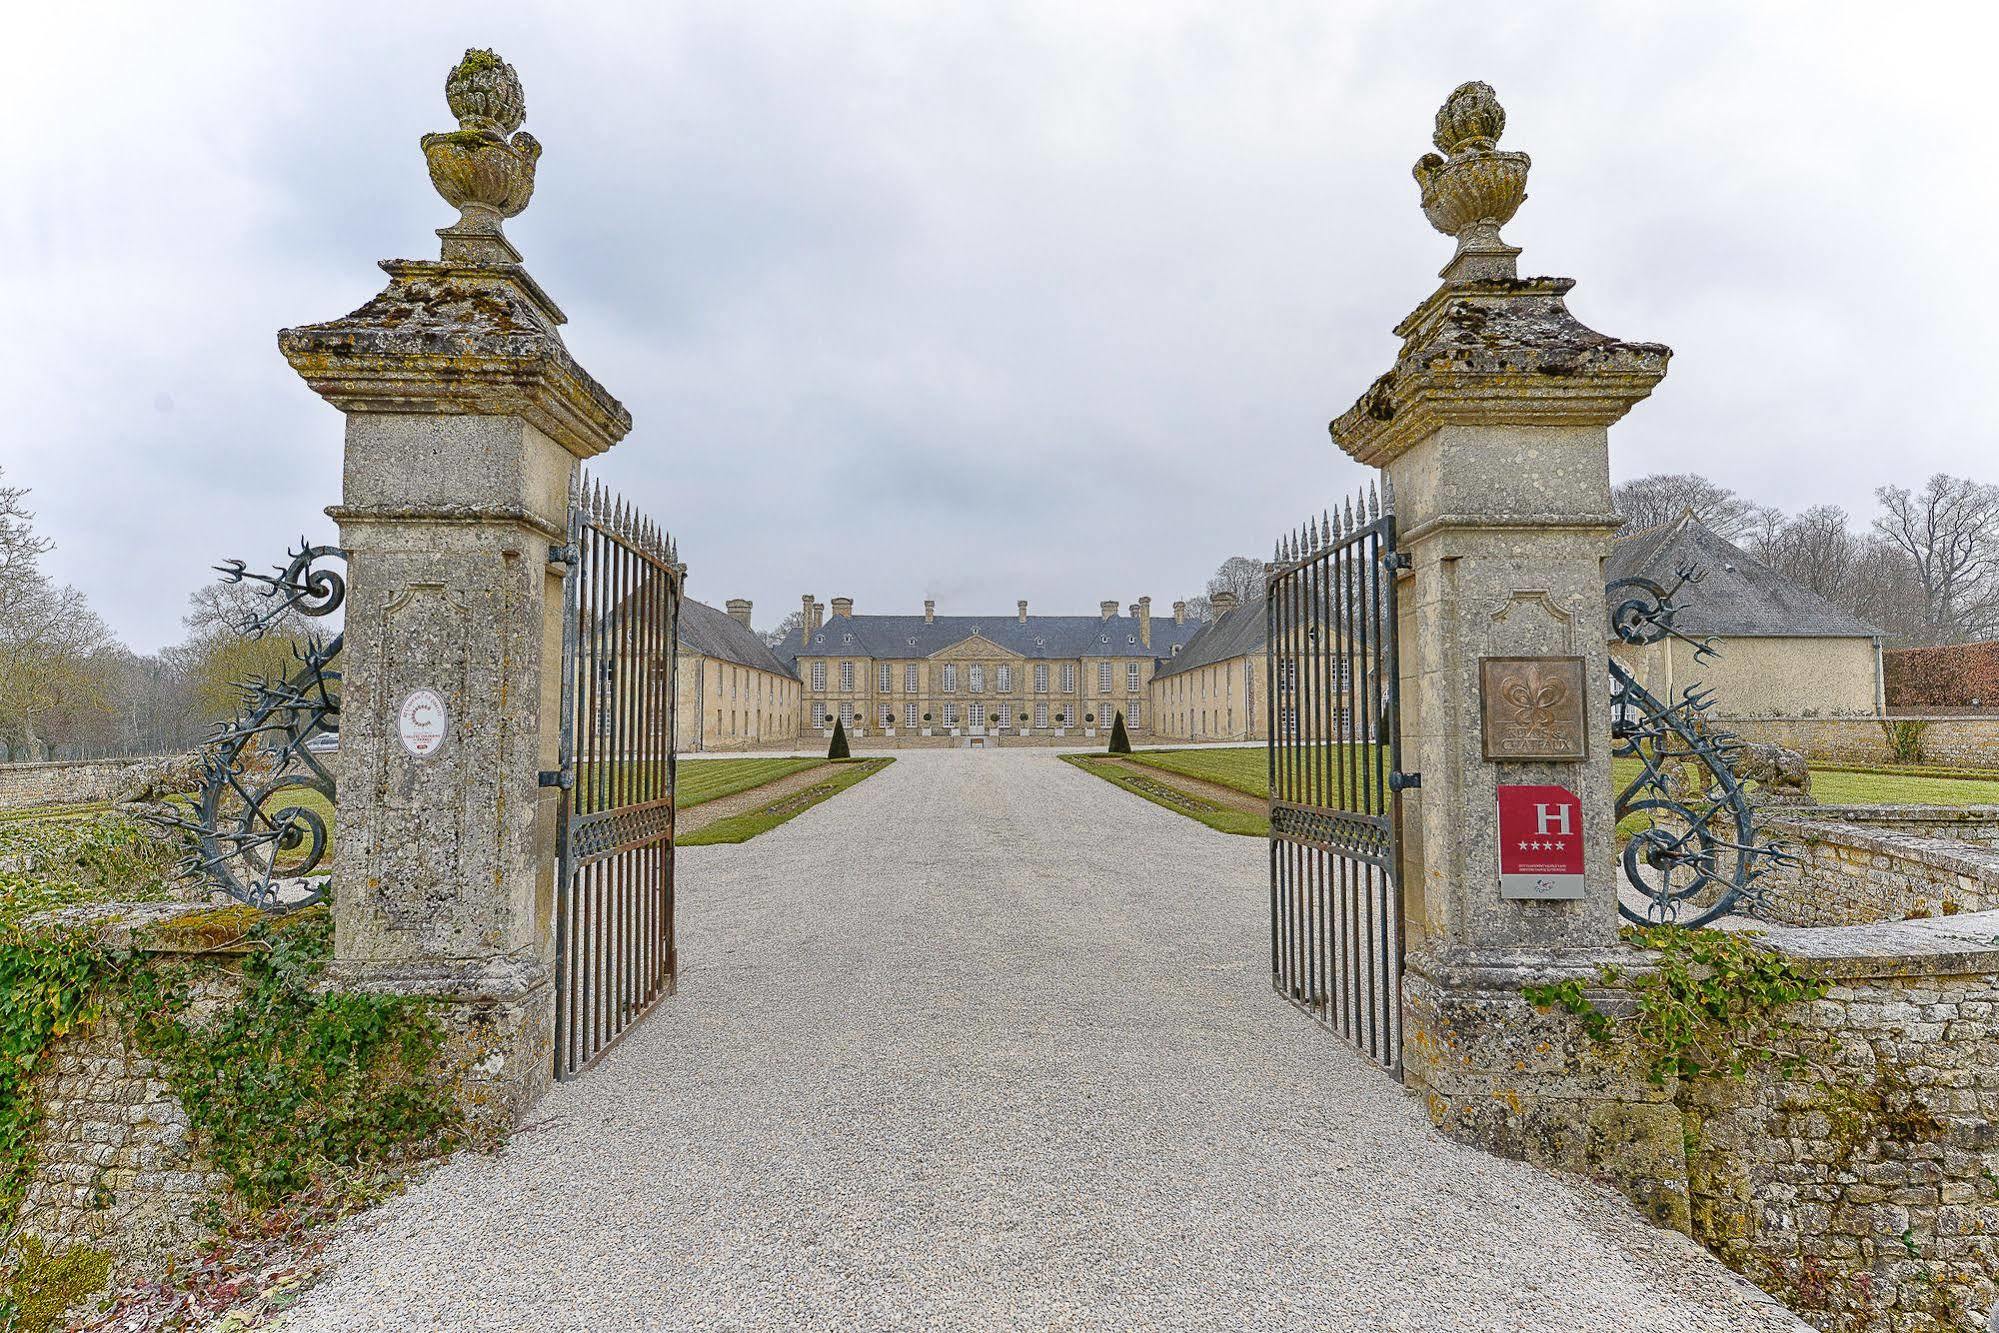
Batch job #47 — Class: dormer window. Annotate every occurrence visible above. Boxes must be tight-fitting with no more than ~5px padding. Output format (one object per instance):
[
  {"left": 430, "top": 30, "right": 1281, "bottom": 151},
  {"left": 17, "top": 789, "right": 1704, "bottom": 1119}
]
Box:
[
  {"left": 1127, "top": 635, "right": 1136, "bottom": 644},
  {"left": 907, "top": 637, "right": 916, "bottom": 646},
  {"left": 843, "top": 633, "right": 853, "bottom": 645},
  {"left": 1100, "top": 635, "right": 1109, "bottom": 644}
]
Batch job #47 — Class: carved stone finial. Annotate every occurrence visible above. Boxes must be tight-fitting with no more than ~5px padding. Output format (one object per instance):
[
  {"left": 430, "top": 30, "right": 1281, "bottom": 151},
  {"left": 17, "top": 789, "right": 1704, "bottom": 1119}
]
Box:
[
  {"left": 421, "top": 49, "right": 542, "bottom": 264},
  {"left": 1412, "top": 81, "right": 1530, "bottom": 282}
]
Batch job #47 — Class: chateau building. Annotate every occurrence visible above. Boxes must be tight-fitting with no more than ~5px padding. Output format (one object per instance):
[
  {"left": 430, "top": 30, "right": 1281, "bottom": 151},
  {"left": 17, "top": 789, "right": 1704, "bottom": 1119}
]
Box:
[
  {"left": 674, "top": 598, "right": 803, "bottom": 752},
  {"left": 1148, "top": 592, "right": 1267, "bottom": 742},
  {"left": 776, "top": 596, "right": 1204, "bottom": 743}
]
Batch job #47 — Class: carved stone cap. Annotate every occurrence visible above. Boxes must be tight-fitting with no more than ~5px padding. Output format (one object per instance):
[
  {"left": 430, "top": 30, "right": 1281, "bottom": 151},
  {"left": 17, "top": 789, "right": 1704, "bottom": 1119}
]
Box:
[
  {"left": 278, "top": 260, "right": 631, "bottom": 458},
  {"left": 1329, "top": 277, "right": 1670, "bottom": 467}
]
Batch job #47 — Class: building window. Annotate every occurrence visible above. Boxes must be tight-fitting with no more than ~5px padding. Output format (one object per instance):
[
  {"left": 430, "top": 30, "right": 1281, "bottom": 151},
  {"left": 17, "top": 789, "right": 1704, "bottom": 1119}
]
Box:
[
  {"left": 840, "top": 661, "right": 855, "bottom": 691},
  {"left": 1129, "top": 701, "right": 1143, "bottom": 727},
  {"left": 944, "top": 703, "right": 960, "bottom": 727},
  {"left": 811, "top": 701, "right": 826, "bottom": 728},
  {"left": 811, "top": 662, "right": 826, "bottom": 691},
  {"left": 839, "top": 700, "right": 854, "bottom": 725},
  {"left": 1127, "top": 663, "right": 1141, "bottom": 692},
  {"left": 879, "top": 663, "right": 893, "bottom": 692},
  {"left": 905, "top": 702, "right": 918, "bottom": 728},
  {"left": 996, "top": 665, "right": 1012, "bottom": 693},
  {"left": 1034, "top": 664, "right": 1049, "bottom": 693},
  {"left": 1035, "top": 702, "right": 1049, "bottom": 728},
  {"left": 969, "top": 665, "right": 985, "bottom": 693},
  {"left": 1097, "top": 662, "right": 1113, "bottom": 693},
  {"left": 1061, "top": 663, "right": 1075, "bottom": 693},
  {"left": 942, "top": 664, "right": 958, "bottom": 693},
  {"left": 904, "top": 663, "right": 918, "bottom": 692}
]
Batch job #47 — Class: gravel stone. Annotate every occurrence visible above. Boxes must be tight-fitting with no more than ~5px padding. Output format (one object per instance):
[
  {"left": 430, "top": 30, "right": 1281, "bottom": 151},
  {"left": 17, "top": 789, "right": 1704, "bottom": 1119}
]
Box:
[{"left": 280, "top": 749, "right": 1804, "bottom": 1332}]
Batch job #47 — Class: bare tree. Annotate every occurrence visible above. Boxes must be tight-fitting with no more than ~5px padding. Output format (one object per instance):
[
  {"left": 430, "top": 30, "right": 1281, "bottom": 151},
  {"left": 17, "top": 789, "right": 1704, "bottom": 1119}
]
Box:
[
  {"left": 1181, "top": 594, "right": 1214, "bottom": 624},
  {"left": 1205, "top": 556, "right": 1265, "bottom": 606},
  {"left": 1612, "top": 473, "right": 1776, "bottom": 541},
  {"left": 1750, "top": 504, "right": 1864, "bottom": 603},
  {"left": 1872, "top": 474, "right": 1999, "bottom": 643},
  {"left": 759, "top": 609, "right": 803, "bottom": 651}
]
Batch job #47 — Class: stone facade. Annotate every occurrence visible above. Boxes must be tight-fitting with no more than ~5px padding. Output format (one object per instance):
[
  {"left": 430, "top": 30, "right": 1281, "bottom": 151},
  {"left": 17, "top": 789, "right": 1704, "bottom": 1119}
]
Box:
[
  {"left": 672, "top": 598, "right": 801, "bottom": 753},
  {"left": 778, "top": 598, "right": 1201, "bottom": 745},
  {"left": 1150, "top": 651, "right": 1266, "bottom": 742},
  {"left": 1614, "top": 635, "right": 1884, "bottom": 720}
]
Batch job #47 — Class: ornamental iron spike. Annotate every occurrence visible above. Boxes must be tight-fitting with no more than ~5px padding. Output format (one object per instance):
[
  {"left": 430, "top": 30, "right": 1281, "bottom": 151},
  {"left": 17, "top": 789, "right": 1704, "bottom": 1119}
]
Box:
[
  {"left": 1607, "top": 569, "right": 1792, "bottom": 928},
  {"left": 145, "top": 543, "right": 346, "bottom": 911}
]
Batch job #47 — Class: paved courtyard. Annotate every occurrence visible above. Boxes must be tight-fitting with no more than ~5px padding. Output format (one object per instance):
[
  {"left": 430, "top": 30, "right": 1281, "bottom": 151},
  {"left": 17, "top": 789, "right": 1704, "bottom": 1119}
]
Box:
[{"left": 282, "top": 748, "right": 1798, "bottom": 1332}]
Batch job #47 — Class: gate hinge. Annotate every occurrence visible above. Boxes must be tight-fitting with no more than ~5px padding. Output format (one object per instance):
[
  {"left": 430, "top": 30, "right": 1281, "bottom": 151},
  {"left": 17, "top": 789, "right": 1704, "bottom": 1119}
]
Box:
[
  {"left": 538, "top": 767, "right": 574, "bottom": 790},
  {"left": 547, "top": 543, "right": 578, "bottom": 568},
  {"left": 1388, "top": 770, "right": 1422, "bottom": 792},
  {"left": 1381, "top": 551, "right": 1413, "bottom": 572}
]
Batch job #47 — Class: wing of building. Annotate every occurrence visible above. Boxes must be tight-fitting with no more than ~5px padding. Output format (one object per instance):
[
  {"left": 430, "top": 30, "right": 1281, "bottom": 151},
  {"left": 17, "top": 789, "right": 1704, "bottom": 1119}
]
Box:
[
  {"left": 1606, "top": 510, "right": 1884, "bottom": 718},
  {"left": 674, "top": 598, "right": 802, "bottom": 752},
  {"left": 774, "top": 595, "right": 1204, "bottom": 744},
  {"left": 1148, "top": 592, "right": 1268, "bottom": 742}
]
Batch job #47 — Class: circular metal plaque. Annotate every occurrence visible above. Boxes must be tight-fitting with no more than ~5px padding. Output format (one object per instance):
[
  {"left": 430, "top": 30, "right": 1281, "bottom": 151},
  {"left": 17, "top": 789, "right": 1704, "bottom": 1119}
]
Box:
[{"left": 397, "top": 688, "right": 449, "bottom": 758}]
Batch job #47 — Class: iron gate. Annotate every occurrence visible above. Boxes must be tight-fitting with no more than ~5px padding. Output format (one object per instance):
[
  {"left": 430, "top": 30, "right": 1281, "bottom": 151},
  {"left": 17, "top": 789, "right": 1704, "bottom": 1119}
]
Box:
[
  {"left": 552, "top": 476, "right": 683, "bottom": 1079},
  {"left": 1266, "top": 480, "right": 1410, "bottom": 1077}
]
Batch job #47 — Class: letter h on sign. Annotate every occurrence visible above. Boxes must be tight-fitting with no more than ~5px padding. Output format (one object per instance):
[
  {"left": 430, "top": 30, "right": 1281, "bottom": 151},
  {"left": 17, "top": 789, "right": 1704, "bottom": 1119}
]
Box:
[{"left": 1498, "top": 784, "right": 1586, "bottom": 901}]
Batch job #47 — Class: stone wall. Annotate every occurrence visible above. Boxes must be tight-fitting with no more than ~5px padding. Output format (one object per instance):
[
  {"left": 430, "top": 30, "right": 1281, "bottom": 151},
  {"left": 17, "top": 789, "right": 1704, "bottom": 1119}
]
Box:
[
  {"left": 1678, "top": 914, "right": 1999, "bottom": 1332},
  {"left": 0, "top": 758, "right": 164, "bottom": 811},
  {"left": 1724, "top": 717, "right": 1999, "bottom": 770},
  {"left": 1755, "top": 811, "right": 1999, "bottom": 926}
]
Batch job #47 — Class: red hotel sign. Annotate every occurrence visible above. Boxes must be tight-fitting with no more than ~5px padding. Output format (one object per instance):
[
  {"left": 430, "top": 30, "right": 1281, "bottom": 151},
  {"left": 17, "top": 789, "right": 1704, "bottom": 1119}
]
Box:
[{"left": 1497, "top": 784, "right": 1585, "bottom": 900}]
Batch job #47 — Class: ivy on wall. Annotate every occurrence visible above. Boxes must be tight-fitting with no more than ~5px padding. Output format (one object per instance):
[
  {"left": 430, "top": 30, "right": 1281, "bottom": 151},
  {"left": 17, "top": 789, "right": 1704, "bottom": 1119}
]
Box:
[{"left": 1524, "top": 924, "right": 1830, "bottom": 1083}]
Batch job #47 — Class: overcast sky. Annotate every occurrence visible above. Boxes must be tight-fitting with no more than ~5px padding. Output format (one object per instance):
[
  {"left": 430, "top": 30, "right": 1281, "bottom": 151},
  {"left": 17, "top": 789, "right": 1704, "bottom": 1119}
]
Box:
[{"left": 2, "top": 2, "right": 1991, "bottom": 651}]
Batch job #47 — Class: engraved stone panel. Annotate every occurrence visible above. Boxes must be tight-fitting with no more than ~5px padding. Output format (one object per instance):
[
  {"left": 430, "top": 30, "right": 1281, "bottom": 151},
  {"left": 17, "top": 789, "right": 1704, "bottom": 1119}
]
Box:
[{"left": 1479, "top": 656, "right": 1587, "bottom": 761}]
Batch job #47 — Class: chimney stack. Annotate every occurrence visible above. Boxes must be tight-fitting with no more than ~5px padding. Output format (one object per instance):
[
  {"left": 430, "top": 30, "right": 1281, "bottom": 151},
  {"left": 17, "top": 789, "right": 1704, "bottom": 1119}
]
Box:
[
  {"left": 801, "top": 594, "right": 816, "bottom": 638},
  {"left": 924, "top": 599, "right": 935, "bottom": 623},
  {"left": 1173, "top": 600, "right": 1186, "bottom": 626},
  {"left": 726, "top": 598, "right": 753, "bottom": 629},
  {"left": 831, "top": 596, "right": 853, "bottom": 619},
  {"left": 1100, "top": 600, "right": 1118, "bottom": 620},
  {"left": 1138, "top": 596, "right": 1152, "bottom": 647},
  {"left": 1213, "top": 591, "right": 1239, "bottom": 616},
  {"left": 813, "top": 601, "right": 825, "bottom": 634},
  {"left": 1017, "top": 599, "right": 1029, "bottom": 624}
]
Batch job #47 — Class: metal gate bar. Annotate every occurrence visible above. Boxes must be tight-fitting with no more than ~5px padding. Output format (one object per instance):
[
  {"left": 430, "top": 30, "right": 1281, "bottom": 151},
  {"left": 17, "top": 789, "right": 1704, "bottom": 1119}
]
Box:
[
  {"left": 1267, "top": 480, "right": 1406, "bottom": 1077},
  {"left": 554, "top": 476, "right": 681, "bottom": 1080}
]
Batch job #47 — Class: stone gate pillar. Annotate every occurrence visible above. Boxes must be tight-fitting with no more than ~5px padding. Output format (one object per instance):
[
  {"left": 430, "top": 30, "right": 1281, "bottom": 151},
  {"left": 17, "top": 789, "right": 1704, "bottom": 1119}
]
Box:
[
  {"left": 1330, "top": 84, "right": 1682, "bottom": 1203},
  {"left": 278, "top": 50, "right": 630, "bottom": 1123}
]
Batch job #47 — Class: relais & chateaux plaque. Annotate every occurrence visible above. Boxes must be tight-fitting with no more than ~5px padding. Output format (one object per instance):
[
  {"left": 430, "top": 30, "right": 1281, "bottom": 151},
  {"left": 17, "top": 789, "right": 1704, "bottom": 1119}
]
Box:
[{"left": 1479, "top": 656, "right": 1588, "bottom": 762}]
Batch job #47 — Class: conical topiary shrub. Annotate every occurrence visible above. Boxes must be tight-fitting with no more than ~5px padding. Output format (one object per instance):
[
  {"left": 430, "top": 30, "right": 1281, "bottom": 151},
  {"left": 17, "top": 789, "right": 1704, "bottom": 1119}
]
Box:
[
  {"left": 829, "top": 716, "right": 850, "bottom": 759},
  {"left": 1108, "top": 710, "right": 1131, "bottom": 754}
]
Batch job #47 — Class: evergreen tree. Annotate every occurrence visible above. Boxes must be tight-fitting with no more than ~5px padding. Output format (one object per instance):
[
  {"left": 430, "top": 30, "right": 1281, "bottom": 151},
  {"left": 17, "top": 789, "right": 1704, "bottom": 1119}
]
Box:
[
  {"left": 828, "top": 716, "right": 850, "bottom": 759},
  {"left": 1108, "top": 710, "right": 1131, "bottom": 754}
]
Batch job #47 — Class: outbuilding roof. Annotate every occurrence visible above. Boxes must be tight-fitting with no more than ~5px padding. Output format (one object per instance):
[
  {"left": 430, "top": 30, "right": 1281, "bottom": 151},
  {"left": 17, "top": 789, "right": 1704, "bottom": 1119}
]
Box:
[
  {"left": 678, "top": 598, "right": 799, "bottom": 679},
  {"left": 1151, "top": 600, "right": 1269, "bottom": 681},
  {"left": 777, "top": 612, "right": 1203, "bottom": 665},
  {"left": 1605, "top": 511, "right": 1880, "bottom": 639}
]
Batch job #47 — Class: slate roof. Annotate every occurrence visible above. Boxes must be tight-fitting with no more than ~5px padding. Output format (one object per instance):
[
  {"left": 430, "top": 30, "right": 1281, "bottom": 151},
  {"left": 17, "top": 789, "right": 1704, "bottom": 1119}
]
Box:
[
  {"left": 1151, "top": 599, "right": 1269, "bottom": 681},
  {"left": 1605, "top": 511, "right": 1880, "bottom": 639},
  {"left": 777, "top": 612, "right": 1204, "bottom": 666},
  {"left": 678, "top": 598, "right": 799, "bottom": 679}
]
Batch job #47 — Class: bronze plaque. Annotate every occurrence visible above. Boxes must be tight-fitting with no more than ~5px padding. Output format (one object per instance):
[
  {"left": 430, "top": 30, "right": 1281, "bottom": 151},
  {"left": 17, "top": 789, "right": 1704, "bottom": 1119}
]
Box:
[{"left": 1480, "top": 656, "right": 1588, "bottom": 761}]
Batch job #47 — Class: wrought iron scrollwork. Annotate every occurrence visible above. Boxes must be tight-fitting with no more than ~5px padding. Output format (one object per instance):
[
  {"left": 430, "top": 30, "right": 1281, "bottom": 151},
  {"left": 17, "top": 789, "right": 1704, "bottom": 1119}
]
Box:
[
  {"left": 149, "top": 543, "right": 345, "bottom": 910},
  {"left": 1608, "top": 564, "right": 1789, "bottom": 927}
]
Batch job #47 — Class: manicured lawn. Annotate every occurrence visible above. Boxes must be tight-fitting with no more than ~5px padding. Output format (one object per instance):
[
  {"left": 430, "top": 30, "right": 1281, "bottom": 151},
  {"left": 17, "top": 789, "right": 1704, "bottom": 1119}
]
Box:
[
  {"left": 677, "top": 757, "right": 828, "bottom": 809},
  {"left": 681, "top": 759, "right": 892, "bottom": 845},
  {"left": 1609, "top": 759, "right": 1999, "bottom": 809},
  {"left": 1061, "top": 755, "right": 1268, "bottom": 837},
  {"left": 1126, "top": 745, "right": 1384, "bottom": 801}
]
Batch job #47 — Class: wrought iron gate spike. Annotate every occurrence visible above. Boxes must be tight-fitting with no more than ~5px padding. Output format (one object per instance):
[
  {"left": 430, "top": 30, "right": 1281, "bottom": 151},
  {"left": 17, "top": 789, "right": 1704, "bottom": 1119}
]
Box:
[{"left": 1367, "top": 480, "right": 1379, "bottom": 519}]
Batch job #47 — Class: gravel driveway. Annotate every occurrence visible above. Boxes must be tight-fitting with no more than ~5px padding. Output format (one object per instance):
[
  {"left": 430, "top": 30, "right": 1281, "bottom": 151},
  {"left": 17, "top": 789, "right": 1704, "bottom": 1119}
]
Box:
[{"left": 279, "top": 748, "right": 1799, "bottom": 1332}]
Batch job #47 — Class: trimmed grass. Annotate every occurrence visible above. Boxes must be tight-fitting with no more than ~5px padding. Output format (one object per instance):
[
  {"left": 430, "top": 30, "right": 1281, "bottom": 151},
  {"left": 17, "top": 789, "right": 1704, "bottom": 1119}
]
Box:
[
  {"left": 681, "top": 758, "right": 892, "bottom": 846},
  {"left": 1608, "top": 758, "right": 1999, "bottom": 810},
  {"left": 1061, "top": 755, "right": 1267, "bottom": 838},
  {"left": 1123, "top": 745, "right": 1385, "bottom": 802},
  {"left": 677, "top": 757, "right": 828, "bottom": 809}
]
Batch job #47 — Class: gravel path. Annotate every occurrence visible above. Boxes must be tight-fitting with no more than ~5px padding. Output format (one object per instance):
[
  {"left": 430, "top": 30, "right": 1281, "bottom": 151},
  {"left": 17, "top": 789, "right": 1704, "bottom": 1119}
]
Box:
[{"left": 280, "top": 748, "right": 1800, "bottom": 1333}]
